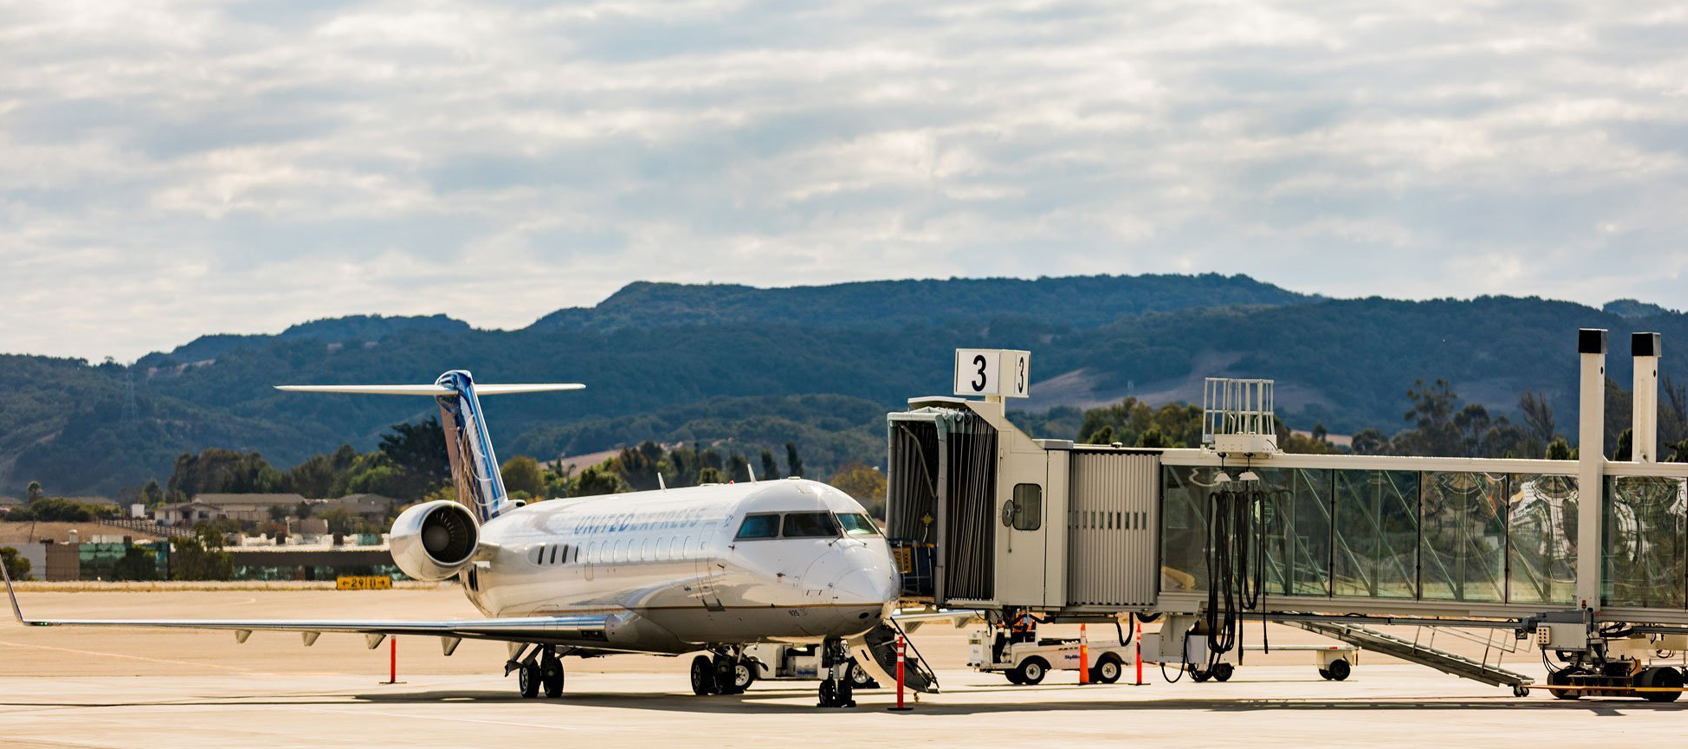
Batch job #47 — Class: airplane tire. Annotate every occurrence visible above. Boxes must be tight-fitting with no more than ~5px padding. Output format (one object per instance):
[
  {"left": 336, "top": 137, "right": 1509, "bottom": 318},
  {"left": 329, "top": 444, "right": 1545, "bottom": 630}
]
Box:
[
  {"left": 1212, "top": 663, "right": 1234, "bottom": 682},
  {"left": 541, "top": 654, "right": 565, "bottom": 698},
  {"left": 690, "top": 655, "right": 717, "bottom": 696},
  {"left": 729, "top": 660, "right": 756, "bottom": 693},
  {"left": 518, "top": 663, "right": 541, "bottom": 698}
]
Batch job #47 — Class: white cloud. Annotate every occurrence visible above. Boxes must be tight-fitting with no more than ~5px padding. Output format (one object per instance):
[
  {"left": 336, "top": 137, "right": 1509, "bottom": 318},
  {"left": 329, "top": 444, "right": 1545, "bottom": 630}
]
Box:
[{"left": 1, "top": 0, "right": 1686, "bottom": 360}]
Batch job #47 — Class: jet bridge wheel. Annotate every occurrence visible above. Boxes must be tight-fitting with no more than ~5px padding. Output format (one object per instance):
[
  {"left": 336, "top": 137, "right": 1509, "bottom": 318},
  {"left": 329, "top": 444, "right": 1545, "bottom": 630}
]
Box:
[
  {"left": 1639, "top": 666, "right": 1684, "bottom": 703},
  {"left": 1546, "top": 668, "right": 1581, "bottom": 700},
  {"left": 690, "top": 655, "right": 718, "bottom": 696}
]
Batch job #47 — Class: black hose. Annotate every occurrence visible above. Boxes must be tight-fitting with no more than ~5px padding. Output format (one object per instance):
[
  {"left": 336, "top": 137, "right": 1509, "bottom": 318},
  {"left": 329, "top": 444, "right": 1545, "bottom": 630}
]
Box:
[{"left": 1196, "top": 484, "right": 1268, "bottom": 674}]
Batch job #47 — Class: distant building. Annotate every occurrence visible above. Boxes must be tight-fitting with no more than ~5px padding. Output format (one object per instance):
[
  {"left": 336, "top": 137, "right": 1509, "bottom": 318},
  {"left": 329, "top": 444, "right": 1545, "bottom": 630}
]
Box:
[
  {"left": 156, "top": 500, "right": 221, "bottom": 526},
  {"left": 43, "top": 541, "right": 80, "bottom": 582},
  {"left": 314, "top": 494, "right": 399, "bottom": 524},
  {"left": 193, "top": 493, "right": 309, "bottom": 522},
  {"left": 0, "top": 496, "right": 19, "bottom": 516}
]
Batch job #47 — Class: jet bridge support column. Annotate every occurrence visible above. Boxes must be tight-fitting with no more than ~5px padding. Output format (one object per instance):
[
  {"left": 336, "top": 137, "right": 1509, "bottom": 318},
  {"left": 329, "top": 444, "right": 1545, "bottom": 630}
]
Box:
[
  {"left": 1577, "top": 329, "right": 1607, "bottom": 611},
  {"left": 1633, "top": 332, "right": 1660, "bottom": 463}
]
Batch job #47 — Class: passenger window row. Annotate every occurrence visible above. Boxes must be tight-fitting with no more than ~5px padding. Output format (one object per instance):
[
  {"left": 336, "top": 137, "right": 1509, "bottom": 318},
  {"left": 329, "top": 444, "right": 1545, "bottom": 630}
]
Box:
[
  {"left": 529, "top": 543, "right": 577, "bottom": 565},
  {"left": 530, "top": 536, "right": 705, "bottom": 566}
]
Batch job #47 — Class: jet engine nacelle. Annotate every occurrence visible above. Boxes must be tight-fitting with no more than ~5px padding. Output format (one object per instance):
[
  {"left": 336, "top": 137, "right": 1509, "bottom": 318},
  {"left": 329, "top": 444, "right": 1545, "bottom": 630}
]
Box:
[{"left": 389, "top": 500, "right": 479, "bottom": 581}]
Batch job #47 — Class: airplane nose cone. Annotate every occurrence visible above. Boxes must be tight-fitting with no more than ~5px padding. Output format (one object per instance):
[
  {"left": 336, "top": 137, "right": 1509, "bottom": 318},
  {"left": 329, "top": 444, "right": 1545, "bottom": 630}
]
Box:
[{"left": 831, "top": 568, "right": 898, "bottom": 606}]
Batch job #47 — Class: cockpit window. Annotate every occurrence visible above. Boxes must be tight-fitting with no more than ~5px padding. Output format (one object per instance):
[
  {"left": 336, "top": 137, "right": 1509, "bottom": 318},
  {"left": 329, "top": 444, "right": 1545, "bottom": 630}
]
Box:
[
  {"left": 837, "top": 513, "right": 880, "bottom": 536},
  {"left": 735, "top": 514, "right": 781, "bottom": 540},
  {"left": 782, "top": 512, "right": 840, "bottom": 538}
]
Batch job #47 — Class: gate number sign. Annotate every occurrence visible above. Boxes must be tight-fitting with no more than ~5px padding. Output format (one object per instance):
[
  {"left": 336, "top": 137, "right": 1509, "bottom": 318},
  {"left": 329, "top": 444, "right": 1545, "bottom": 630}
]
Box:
[{"left": 954, "top": 349, "right": 1031, "bottom": 398}]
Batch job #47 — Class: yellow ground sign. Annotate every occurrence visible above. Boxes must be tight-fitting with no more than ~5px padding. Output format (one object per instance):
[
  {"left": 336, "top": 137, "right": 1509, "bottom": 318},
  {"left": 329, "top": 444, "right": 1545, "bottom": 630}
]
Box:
[{"left": 336, "top": 575, "right": 392, "bottom": 591}]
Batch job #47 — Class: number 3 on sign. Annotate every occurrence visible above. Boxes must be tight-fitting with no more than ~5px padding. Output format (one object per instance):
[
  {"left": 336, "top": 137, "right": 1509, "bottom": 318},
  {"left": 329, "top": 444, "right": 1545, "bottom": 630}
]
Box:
[{"left": 953, "top": 349, "right": 1031, "bottom": 398}]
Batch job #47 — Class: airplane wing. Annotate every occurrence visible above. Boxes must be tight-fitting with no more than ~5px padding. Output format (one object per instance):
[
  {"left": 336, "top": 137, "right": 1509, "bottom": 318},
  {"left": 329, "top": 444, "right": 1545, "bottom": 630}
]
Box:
[{"left": 1, "top": 562, "right": 611, "bottom": 653}]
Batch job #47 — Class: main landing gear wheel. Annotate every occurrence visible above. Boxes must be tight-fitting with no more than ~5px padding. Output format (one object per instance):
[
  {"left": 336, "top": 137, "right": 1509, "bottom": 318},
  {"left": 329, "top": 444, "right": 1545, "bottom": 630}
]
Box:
[
  {"left": 690, "top": 655, "right": 718, "bottom": 696},
  {"left": 518, "top": 662, "right": 541, "bottom": 698},
  {"left": 1190, "top": 667, "right": 1212, "bottom": 683},
  {"left": 540, "top": 651, "right": 565, "bottom": 698},
  {"left": 1212, "top": 663, "right": 1234, "bottom": 682},
  {"left": 1092, "top": 655, "right": 1123, "bottom": 684}
]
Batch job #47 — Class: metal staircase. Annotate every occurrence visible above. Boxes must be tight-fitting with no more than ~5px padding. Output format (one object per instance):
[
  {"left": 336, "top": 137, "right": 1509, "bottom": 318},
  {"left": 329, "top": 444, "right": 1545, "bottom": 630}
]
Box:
[{"left": 1287, "top": 620, "right": 1533, "bottom": 689}]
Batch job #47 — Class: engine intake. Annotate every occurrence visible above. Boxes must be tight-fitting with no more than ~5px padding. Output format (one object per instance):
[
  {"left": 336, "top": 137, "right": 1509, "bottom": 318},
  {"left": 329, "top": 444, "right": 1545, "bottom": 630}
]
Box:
[{"left": 389, "top": 500, "right": 479, "bottom": 581}]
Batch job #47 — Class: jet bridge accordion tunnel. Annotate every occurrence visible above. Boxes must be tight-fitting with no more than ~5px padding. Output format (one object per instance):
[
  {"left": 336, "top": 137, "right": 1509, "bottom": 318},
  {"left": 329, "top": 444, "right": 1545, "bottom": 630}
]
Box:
[{"left": 885, "top": 398, "right": 1160, "bottom": 612}]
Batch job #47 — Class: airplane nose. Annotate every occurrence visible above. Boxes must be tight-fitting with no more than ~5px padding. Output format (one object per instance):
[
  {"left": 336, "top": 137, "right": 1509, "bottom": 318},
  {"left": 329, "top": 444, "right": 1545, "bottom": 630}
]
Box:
[{"left": 831, "top": 568, "right": 898, "bottom": 606}]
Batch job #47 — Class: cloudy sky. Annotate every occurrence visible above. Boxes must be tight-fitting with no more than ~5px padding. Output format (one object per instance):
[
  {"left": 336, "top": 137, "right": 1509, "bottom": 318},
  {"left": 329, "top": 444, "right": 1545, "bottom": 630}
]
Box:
[{"left": 3, "top": 0, "right": 1686, "bottom": 361}]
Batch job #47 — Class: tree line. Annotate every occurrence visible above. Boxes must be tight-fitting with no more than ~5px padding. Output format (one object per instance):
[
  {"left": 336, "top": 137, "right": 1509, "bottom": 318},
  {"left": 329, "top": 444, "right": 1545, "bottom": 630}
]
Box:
[{"left": 1060, "top": 376, "right": 1688, "bottom": 461}]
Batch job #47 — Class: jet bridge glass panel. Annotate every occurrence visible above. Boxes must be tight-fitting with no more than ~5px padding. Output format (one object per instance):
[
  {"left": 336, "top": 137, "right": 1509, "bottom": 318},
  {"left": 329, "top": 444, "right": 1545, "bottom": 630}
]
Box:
[
  {"left": 1258, "top": 468, "right": 1332, "bottom": 597},
  {"left": 1160, "top": 466, "right": 1214, "bottom": 593},
  {"left": 1507, "top": 474, "right": 1577, "bottom": 605},
  {"left": 1419, "top": 472, "right": 1507, "bottom": 602},
  {"left": 1332, "top": 469, "right": 1419, "bottom": 599},
  {"left": 1603, "top": 476, "right": 1686, "bottom": 609},
  {"left": 1162, "top": 466, "right": 1610, "bottom": 608}
]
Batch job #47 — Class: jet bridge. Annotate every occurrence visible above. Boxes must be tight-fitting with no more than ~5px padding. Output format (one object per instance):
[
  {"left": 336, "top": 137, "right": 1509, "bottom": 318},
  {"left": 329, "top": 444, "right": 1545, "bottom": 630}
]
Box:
[{"left": 886, "top": 333, "right": 1688, "bottom": 699}]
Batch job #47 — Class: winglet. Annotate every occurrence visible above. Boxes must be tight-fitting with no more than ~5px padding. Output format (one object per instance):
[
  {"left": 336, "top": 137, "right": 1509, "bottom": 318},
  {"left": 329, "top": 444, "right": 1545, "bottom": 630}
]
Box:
[{"left": 1, "top": 550, "right": 26, "bottom": 624}]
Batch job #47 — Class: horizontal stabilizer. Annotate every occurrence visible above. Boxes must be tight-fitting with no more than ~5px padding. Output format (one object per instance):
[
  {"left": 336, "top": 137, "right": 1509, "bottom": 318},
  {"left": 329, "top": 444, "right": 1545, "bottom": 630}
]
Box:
[{"left": 276, "top": 383, "right": 584, "bottom": 396}]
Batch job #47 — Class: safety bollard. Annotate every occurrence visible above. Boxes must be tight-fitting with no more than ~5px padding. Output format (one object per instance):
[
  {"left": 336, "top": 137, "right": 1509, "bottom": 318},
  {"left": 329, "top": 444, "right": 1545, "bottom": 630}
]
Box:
[
  {"left": 1134, "top": 620, "right": 1143, "bottom": 686},
  {"left": 383, "top": 637, "right": 399, "bottom": 685},
  {"left": 888, "top": 634, "right": 913, "bottom": 712},
  {"left": 1079, "top": 623, "right": 1090, "bottom": 684}
]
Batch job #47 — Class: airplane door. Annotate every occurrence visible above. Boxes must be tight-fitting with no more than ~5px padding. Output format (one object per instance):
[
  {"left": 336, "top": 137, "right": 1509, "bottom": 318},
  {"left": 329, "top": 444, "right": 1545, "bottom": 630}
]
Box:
[
  {"left": 694, "top": 532, "right": 726, "bottom": 613},
  {"left": 994, "top": 450, "right": 1048, "bottom": 606}
]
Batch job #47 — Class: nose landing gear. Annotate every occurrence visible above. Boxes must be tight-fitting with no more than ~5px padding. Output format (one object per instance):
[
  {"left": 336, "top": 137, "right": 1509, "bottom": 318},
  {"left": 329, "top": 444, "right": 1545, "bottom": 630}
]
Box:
[{"left": 817, "top": 637, "right": 856, "bottom": 708}]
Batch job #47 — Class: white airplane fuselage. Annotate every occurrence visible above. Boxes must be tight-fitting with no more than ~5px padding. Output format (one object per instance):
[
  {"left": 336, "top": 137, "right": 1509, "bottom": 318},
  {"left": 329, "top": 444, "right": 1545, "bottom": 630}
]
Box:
[{"left": 459, "top": 478, "right": 899, "bottom": 653}]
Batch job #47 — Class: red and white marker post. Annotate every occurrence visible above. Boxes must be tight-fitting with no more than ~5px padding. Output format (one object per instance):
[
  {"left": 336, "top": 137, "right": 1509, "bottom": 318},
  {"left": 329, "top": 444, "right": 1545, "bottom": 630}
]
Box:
[
  {"left": 887, "top": 634, "right": 913, "bottom": 712},
  {"left": 1134, "top": 620, "right": 1144, "bottom": 686},
  {"left": 382, "top": 637, "right": 401, "bottom": 685},
  {"left": 1079, "top": 623, "right": 1091, "bottom": 684}
]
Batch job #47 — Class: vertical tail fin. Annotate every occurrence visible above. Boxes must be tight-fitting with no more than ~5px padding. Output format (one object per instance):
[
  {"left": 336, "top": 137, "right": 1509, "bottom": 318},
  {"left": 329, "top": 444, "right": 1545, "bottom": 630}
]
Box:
[
  {"left": 278, "top": 373, "right": 584, "bottom": 523},
  {"left": 433, "top": 371, "right": 506, "bottom": 523}
]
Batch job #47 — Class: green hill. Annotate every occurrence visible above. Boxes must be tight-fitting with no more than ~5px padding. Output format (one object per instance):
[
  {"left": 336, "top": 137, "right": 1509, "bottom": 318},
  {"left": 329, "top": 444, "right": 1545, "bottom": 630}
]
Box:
[{"left": 2, "top": 274, "right": 1676, "bottom": 496}]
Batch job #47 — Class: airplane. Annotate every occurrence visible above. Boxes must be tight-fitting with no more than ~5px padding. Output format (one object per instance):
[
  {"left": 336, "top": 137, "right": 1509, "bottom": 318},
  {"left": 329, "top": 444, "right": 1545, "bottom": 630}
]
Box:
[{"left": 0, "top": 370, "right": 942, "bottom": 707}]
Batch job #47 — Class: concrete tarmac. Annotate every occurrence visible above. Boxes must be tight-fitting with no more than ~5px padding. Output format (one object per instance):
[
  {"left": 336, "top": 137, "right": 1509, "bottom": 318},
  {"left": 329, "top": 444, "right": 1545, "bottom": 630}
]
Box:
[{"left": 2, "top": 588, "right": 1685, "bottom": 747}]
